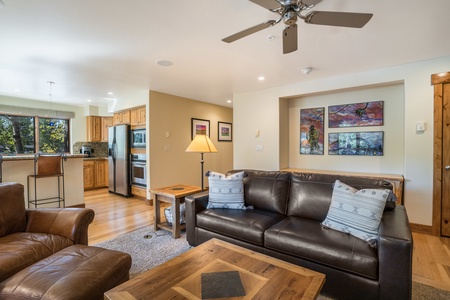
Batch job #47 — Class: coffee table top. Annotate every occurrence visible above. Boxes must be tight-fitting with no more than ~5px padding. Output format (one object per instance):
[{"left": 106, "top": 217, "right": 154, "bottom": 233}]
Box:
[
  {"left": 105, "top": 238, "right": 325, "bottom": 300},
  {"left": 150, "top": 184, "right": 201, "bottom": 198}
]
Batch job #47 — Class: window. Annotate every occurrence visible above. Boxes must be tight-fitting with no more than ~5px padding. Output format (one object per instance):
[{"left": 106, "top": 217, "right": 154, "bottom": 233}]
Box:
[{"left": 0, "top": 114, "right": 70, "bottom": 154}]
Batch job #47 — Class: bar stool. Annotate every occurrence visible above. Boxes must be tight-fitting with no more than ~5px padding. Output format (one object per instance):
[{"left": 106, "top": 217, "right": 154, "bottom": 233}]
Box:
[{"left": 27, "top": 153, "right": 66, "bottom": 208}]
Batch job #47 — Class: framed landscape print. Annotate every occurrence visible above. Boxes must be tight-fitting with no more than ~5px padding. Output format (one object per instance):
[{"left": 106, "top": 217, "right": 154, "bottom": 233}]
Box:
[
  {"left": 300, "top": 107, "right": 324, "bottom": 155},
  {"left": 328, "top": 101, "right": 384, "bottom": 128},
  {"left": 218, "top": 121, "right": 232, "bottom": 142},
  {"left": 328, "top": 131, "right": 384, "bottom": 156},
  {"left": 191, "top": 118, "right": 210, "bottom": 139}
]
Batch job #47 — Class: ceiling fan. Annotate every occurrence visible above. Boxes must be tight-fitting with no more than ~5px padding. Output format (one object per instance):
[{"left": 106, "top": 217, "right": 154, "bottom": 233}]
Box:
[{"left": 222, "top": 0, "right": 373, "bottom": 54}]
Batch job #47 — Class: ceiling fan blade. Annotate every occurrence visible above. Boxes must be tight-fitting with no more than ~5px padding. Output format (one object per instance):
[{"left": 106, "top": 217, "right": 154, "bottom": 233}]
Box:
[
  {"left": 222, "top": 20, "right": 276, "bottom": 43},
  {"left": 283, "top": 24, "right": 298, "bottom": 54},
  {"left": 249, "top": 0, "right": 281, "bottom": 11},
  {"left": 304, "top": 11, "right": 373, "bottom": 28},
  {"left": 301, "top": 0, "right": 322, "bottom": 6}
]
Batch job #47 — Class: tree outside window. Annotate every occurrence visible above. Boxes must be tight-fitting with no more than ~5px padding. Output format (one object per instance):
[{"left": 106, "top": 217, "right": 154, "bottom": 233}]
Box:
[{"left": 0, "top": 114, "right": 70, "bottom": 154}]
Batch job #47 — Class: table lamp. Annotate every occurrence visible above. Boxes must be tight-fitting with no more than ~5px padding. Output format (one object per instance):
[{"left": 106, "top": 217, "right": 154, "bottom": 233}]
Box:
[{"left": 186, "top": 135, "right": 218, "bottom": 191}]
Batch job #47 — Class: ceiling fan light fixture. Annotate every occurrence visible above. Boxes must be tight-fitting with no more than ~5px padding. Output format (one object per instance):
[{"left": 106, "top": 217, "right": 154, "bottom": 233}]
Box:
[{"left": 302, "top": 67, "right": 312, "bottom": 75}]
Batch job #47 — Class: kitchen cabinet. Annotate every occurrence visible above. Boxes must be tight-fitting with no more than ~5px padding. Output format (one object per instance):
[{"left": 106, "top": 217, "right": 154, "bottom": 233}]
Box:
[
  {"left": 83, "top": 159, "right": 108, "bottom": 190},
  {"left": 113, "top": 111, "right": 131, "bottom": 125},
  {"left": 86, "top": 116, "right": 102, "bottom": 142},
  {"left": 83, "top": 161, "right": 95, "bottom": 190},
  {"left": 95, "top": 160, "right": 108, "bottom": 187},
  {"left": 131, "top": 107, "right": 146, "bottom": 126},
  {"left": 101, "top": 117, "right": 113, "bottom": 142}
]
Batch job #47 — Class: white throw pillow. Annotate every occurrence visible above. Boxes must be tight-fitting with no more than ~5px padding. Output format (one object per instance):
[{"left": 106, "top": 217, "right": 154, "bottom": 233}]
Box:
[
  {"left": 206, "top": 171, "right": 246, "bottom": 210},
  {"left": 322, "top": 180, "right": 389, "bottom": 248}
]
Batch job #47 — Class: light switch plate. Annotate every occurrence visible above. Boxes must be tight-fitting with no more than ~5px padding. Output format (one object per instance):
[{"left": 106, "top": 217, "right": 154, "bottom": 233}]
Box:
[{"left": 416, "top": 122, "right": 425, "bottom": 133}]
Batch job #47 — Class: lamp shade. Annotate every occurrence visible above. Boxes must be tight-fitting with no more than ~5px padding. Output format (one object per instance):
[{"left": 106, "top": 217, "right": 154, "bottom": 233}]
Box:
[{"left": 186, "top": 135, "right": 218, "bottom": 153}]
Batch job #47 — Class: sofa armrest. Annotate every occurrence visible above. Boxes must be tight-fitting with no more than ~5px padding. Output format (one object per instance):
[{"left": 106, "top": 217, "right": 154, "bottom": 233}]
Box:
[
  {"left": 378, "top": 205, "right": 413, "bottom": 300},
  {"left": 25, "top": 208, "right": 95, "bottom": 245},
  {"left": 185, "top": 191, "right": 209, "bottom": 246}
]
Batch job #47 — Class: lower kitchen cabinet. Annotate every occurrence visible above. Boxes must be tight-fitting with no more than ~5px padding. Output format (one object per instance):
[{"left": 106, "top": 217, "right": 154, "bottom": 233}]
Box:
[{"left": 83, "top": 159, "right": 108, "bottom": 190}]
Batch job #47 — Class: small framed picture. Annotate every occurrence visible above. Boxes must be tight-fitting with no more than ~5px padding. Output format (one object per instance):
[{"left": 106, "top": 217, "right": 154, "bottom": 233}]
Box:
[
  {"left": 191, "top": 118, "right": 210, "bottom": 139},
  {"left": 218, "top": 122, "right": 232, "bottom": 142}
]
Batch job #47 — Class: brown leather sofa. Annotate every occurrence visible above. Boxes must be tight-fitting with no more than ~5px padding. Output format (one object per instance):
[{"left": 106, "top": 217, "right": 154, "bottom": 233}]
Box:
[
  {"left": 0, "top": 182, "right": 131, "bottom": 300},
  {"left": 185, "top": 170, "right": 413, "bottom": 300}
]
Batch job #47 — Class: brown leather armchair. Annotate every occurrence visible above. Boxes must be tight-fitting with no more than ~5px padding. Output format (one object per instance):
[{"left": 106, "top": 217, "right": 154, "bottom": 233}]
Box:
[{"left": 0, "top": 182, "right": 95, "bottom": 282}]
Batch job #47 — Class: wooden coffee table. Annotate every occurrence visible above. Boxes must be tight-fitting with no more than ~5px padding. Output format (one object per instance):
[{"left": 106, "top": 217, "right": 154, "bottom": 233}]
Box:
[
  {"left": 150, "top": 184, "right": 201, "bottom": 238},
  {"left": 105, "top": 238, "right": 325, "bottom": 300}
]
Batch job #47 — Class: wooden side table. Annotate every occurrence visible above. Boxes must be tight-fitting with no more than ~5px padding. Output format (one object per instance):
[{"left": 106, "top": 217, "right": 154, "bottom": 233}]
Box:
[{"left": 150, "top": 184, "right": 201, "bottom": 238}]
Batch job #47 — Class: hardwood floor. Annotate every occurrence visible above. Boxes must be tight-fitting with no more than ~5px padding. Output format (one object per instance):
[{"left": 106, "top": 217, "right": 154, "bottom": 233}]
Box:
[
  {"left": 85, "top": 188, "right": 154, "bottom": 245},
  {"left": 84, "top": 189, "right": 450, "bottom": 292}
]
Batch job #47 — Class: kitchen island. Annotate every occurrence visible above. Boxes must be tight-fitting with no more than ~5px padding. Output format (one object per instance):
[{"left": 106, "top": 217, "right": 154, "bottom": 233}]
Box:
[{"left": 1, "top": 154, "right": 86, "bottom": 208}]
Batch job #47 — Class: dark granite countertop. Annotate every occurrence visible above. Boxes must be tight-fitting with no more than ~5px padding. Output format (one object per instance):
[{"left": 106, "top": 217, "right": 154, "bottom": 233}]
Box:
[
  {"left": 83, "top": 157, "right": 108, "bottom": 161},
  {"left": 1, "top": 154, "right": 86, "bottom": 161}
]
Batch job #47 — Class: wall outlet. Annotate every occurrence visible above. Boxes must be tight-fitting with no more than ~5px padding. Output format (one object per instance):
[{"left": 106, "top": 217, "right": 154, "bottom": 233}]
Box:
[{"left": 255, "top": 145, "right": 263, "bottom": 151}]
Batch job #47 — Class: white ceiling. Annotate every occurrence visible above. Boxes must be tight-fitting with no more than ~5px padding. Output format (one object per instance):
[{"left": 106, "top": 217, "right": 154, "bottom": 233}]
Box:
[{"left": 1, "top": 0, "right": 450, "bottom": 109}]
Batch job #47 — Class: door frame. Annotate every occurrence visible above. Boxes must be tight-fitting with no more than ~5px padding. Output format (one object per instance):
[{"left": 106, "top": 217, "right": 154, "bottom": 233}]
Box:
[{"left": 432, "top": 71, "right": 450, "bottom": 236}]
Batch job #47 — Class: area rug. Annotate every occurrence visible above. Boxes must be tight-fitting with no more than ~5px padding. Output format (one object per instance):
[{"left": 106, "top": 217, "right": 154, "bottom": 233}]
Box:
[
  {"left": 93, "top": 227, "right": 192, "bottom": 278},
  {"left": 94, "top": 227, "right": 450, "bottom": 299}
]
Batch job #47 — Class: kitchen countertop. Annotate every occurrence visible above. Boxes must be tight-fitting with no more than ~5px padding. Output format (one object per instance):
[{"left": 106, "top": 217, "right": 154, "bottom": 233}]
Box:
[
  {"left": 1, "top": 154, "right": 86, "bottom": 161},
  {"left": 83, "top": 157, "right": 108, "bottom": 161}
]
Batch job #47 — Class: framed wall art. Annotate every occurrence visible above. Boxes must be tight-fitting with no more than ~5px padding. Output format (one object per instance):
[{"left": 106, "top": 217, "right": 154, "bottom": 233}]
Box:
[
  {"left": 328, "top": 101, "right": 384, "bottom": 128},
  {"left": 300, "top": 107, "right": 324, "bottom": 155},
  {"left": 191, "top": 118, "right": 210, "bottom": 139},
  {"left": 328, "top": 131, "right": 384, "bottom": 156},
  {"left": 218, "top": 121, "right": 232, "bottom": 142}
]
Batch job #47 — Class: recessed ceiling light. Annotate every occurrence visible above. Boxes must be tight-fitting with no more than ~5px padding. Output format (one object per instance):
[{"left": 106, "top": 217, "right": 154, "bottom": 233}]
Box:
[
  {"left": 302, "top": 67, "right": 312, "bottom": 75},
  {"left": 14, "top": 89, "right": 20, "bottom": 92},
  {"left": 267, "top": 35, "right": 276, "bottom": 40},
  {"left": 258, "top": 76, "right": 265, "bottom": 81},
  {"left": 107, "top": 92, "right": 114, "bottom": 95},
  {"left": 156, "top": 60, "right": 173, "bottom": 67},
  {"left": 227, "top": 99, "right": 232, "bottom": 103},
  {"left": 87, "top": 99, "right": 92, "bottom": 102}
]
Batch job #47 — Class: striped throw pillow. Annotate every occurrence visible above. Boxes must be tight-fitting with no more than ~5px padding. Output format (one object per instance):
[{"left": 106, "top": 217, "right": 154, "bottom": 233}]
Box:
[
  {"left": 206, "top": 171, "right": 246, "bottom": 210},
  {"left": 322, "top": 180, "right": 389, "bottom": 248}
]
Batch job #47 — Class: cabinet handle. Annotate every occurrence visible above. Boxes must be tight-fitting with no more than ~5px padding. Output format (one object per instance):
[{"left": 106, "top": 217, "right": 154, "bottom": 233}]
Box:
[{"left": 446, "top": 165, "right": 450, "bottom": 170}]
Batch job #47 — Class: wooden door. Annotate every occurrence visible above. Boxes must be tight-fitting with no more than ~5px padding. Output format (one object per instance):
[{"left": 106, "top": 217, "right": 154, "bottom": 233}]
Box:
[
  {"left": 442, "top": 82, "right": 450, "bottom": 236},
  {"left": 433, "top": 72, "right": 450, "bottom": 236}
]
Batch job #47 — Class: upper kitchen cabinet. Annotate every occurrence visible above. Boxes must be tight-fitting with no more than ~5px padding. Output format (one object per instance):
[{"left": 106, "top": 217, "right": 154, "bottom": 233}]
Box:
[
  {"left": 86, "top": 116, "right": 102, "bottom": 142},
  {"left": 131, "top": 106, "right": 146, "bottom": 127},
  {"left": 101, "top": 117, "right": 113, "bottom": 142},
  {"left": 113, "top": 111, "right": 131, "bottom": 125}
]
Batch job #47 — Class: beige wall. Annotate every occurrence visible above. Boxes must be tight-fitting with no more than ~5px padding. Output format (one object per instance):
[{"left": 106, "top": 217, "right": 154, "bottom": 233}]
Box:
[
  {"left": 234, "top": 55, "right": 450, "bottom": 226},
  {"left": 149, "top": 91, "right": 233, "bottom": 189}
]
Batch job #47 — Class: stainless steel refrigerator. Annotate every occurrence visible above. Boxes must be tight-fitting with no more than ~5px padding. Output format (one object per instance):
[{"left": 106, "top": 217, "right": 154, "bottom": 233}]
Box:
[{"left": 108, "top": 124, "right": 132, "bottom": 197}]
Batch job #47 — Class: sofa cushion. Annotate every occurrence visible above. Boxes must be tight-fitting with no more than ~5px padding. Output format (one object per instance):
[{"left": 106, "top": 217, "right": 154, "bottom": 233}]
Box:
[
  {"left": 196, "top": 208, "right": 286, "bottom": 246},
  {"left": 287, "top": 173, "right": 393, "bottom": 221},
  {"left": 0, "top": 232, "right": 73, "bottom": 282},
  {"left": 322, "top": 180, "right": 389, "bottom": 248},
  {"left": 0, "top": 183, "right": 27, "bottom": 238},
  {"left": 228, "top": 170, "right": 291, "bottom": 214},
  {"left": 265, "top": 216, "right": 379, "bottom": 280},
  {"left": 206, "top": 171, "right": 246, "bottom": 210}
]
